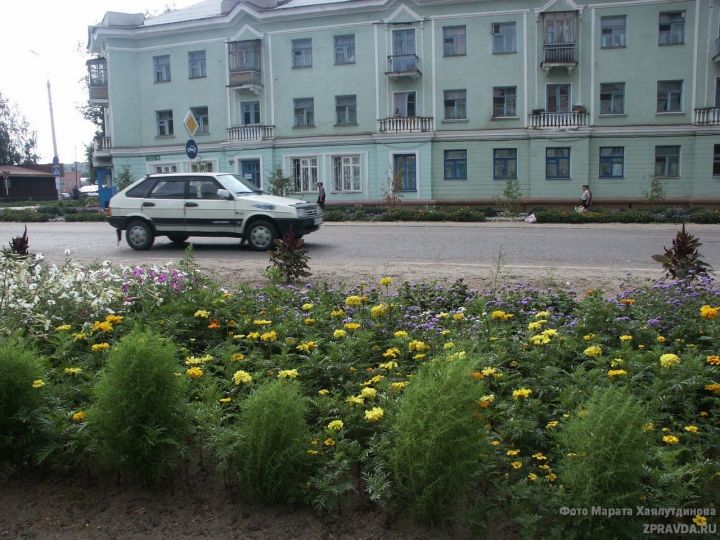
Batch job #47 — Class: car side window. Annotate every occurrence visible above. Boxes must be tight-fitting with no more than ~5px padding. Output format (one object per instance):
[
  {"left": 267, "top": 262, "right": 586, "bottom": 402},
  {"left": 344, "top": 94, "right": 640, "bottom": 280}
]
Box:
[
  {"left": 149, "top": 177, "right": 186, "bottom": 199},
  {"left": 189, "top": 178, "right": 224, "bottom": 199},
  {"left": 125, "top": 178, "right": 155, "bottom": 198}
]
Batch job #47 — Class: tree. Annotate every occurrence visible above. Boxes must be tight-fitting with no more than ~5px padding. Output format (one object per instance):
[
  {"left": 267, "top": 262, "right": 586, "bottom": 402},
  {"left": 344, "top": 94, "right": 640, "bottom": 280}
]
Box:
[{"left": 0, "top": 92, "right": 39, "bottom": 166}]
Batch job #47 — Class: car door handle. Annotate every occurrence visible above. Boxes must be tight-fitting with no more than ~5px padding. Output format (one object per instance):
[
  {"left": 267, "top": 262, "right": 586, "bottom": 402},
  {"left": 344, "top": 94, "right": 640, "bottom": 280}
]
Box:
[
  {"left": 142, "top": 202, "right": 155, "bottom": 207},
  {"left": 185, "top": 202, "right": 199, "bottom": 207}
]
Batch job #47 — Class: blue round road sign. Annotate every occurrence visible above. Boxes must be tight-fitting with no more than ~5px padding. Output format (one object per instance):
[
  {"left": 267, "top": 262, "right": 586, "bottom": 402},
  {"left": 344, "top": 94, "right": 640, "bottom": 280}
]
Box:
[{"left": 185, "top": 139, "right": 198, "bottom": 160}]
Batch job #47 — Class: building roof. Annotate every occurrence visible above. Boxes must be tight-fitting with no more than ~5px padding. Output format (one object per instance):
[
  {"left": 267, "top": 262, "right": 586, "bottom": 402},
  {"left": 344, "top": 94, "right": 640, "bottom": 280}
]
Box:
[{"left": 0, "top": 166, "right": 54, "bottom": 178}]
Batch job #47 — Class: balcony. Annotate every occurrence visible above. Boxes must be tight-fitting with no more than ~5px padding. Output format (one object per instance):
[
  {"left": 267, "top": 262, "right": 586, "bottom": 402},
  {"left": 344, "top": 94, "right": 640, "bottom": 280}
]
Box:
[
  {"left": 530, "top": 111, "right": 588, "bottom": 129},
  {"left": 227, "top": 125, "right": 275, "bottom": 142},
  {"left": 228, "top": 68, "right": 262, "bottom": 90},
  {"left": 540, "top": 43, "right": 577, "bottom": 72},
  {"left": 694, "top": 107, "right": 720, "bottom": 125},
  {"left": 378, "top": 116, "right": 433, "bottom": 133},
  {"left": 385, "top": 54, "right": 422, "bottom": 78},
  {"left": 228, "top": 40, "right": 262, "bottom": 93},
  {"left": 93, "top": 136, "right": 112, "bottom": 152},
  {"left": 87, "top": 58, "right": 108, "bottom": 103}
]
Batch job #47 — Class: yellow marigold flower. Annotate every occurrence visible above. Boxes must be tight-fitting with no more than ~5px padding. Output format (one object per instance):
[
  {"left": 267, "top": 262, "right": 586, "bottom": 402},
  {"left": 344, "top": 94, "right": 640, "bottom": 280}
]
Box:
[
  {"left": 364, "top": 407, "right": 384, "bottom": 422},
  {"left": 246, "top": 331, "right": 261, "bottom": 340},
  {"left": 333, "top": 329, "right": 347, "bottom": 339},
  {"left": 260, "top": 330, "right": 278, "bottom": 342},
  {"left": 194, "top": 310, "right": 210, "bottom": 318},
  {"left": 700, "top": 305, "right": 719, "bottom": 319},
  {"left": 662, "top": 427, "right": 670, "bottom": 432},
  {"left": 318, "top": 389, "right": 329, "bottom": 396},
  {"left": 330, "top": 309, "right": 345, "bottom": 318},
  {"left": 380, "top": 276, "right": 393, "bottom": 286},
  {"left": 684, "top": 425, "right": 699, "bottom": 433},
  {"left": 478, "top": 394, "right": 495, "bottom": 408},
  {"left": 443, "top": 342, "right": 455, "bottom": 350},
  {"left": 527, "top": 321, "right": 546, "bottom": 331},
  {"left": 528, "top": 473, "right": 539, "bottom": 481},
  {"left": 278, "top": 369, "right": 298, "bottom": 379},
  {"left": 346, "top": 395, "right": 365, "bottom": 406},
  {"left": 186, "top": 367, "right": 204, "bottom": 379},
  {"left": 55, "top": 324, "right": 72, "bottom": 332},
  {"left": 490, "top": 440, "right": 501, "bottom": 446},
  {"left": 408, "top": 340, "right": 430, "bottom": 352},
  {"left": 481, "top": 367, "right": 499, "bottom": 378},
  {"left": 344, "top": 322, "right": 361, "bottom": 331},
  {"left": 535, "top": 311, "right": 551, "bottom": 319},
  {"left": 91, "top": 320, "right": 113, "bottom": 333},
  {"left": 506, "top": 449, "right": 520, "bottom": 456},
  {"left": 659, "top": 353, "right": 680, "bottom": 368},
  {"left": 296, "top": 341, "right": 317, "bottom": 352},
  {"left": 379, "top": 360, "right": 398, "bottom": 370},
  {"left": 345, "top": 295, "right": 364, "bottom": 306},
  {"left": 546, "top": 420, "right": 559, "bottom": 429},
  {"left": 707, "top": 355, "right": 720, "bottom": 366},
  {"left": 619, "top": 298, "right": 636, "bottom": 305},
  {"left": 530, "top": 334, "right": 551, "bottom": 346},
  {"left": 233, "top": 370, "right": 253, "bottom": 385},
  {"left": 452, "top": 312, "right": 465, "bottom": 321},
  {"left": 324, "top": 438, "right": 336, "bottom": 447},
  {"left": 657, "top": 336, "right": 666, "bottom": 344},
  {"left": 91, "top": 342, "right": 111, "bottom": 352},
  {"left": 610, "top": 358, "right": 624, "bottom": 367},
  {"left": 447, "top": 351, "right": 466, "bottom": 362},
  {"left": 63, "top": 367, "right": 82, "bottom": 375},
  {"left": 699, "top": 411, "right": 709, "bottom": 417},
  {"left": 303, "top": 318, "right": 316, "bottom": 326},
  {"left": 608, "top": 369, "right": 628, "bottom": 378},
  {"left": 705, "top": 383, "right": 720, "bottom": 394},
  {"left": 491, "top": 310, "right": 513, "bottom": 321},
  {"left": 532, "top": 452, "right": 547, "bottom": 461},
  {"left": 643, "top": 422, "right": 655, "bottom": 432},
  {"left": 584, "top": 345, "right": 603, "bottom": 357},
  {"left": 413, "top": 353, "right": 427, "bottom": 360},
  {"left": 362, "top": 374, "right": 384, "bottom": 386},
  {"left": 327, "top": 420, "right": 344, "bottom": 431},
  {"left": 219, "top": 398, "right": 232, "bottom": 404},
  {"left": 231, "top": 352, "right": 245, "bottom": 361},
  {"left": 71, "top": 411, "right": 87, "bottom": 422},
  {"left": 693, "top": 515, "right": 708, "bottom": 527},
  {"left": 620, "top": 335, "right": 633, "bottom": 342},
  {"left": 510, "top": 461, "right": 523, "bottom": 469},
  {"left": 547, "top": 472, "right": 557, "bottom": 482},
  {"left": 513, "top": 387, "right": 533, "bottom": 400},
  {"left": 390, "top": 381, "right": 408, "bottom": 391},
  {"left": 307, "top": 449, "right": 320, "bottom": 455},
  {"left": 583, "top": 333, "right": 596, "bottom": 341},
  {"left": 360, "top": 387, "right": 378, "bottom": 400},
  {"left": 370, "top": 304, "right": 390, "bottom": 318},
  {"left": 394, "top": 330, "right": 408, "bottom": 338},
  {"left": 32, "top": 379, "right": 45, "bottom": 389},
  {"left": 253, "top": 319, "right": 272, "bottom": 326},
  {"left": 301, "top": 303, "right": 313, "bottom": 311},
  {"left": 539, "top": 464, "right": 552, "bottom": 471},
  {"left": 662, "top": 435, "right": 680, "bottom": 445}
]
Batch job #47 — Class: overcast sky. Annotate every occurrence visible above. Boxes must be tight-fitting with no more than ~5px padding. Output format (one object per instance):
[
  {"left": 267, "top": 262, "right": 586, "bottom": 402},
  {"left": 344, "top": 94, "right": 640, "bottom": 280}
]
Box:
[{"left": 2, "top": 1, "right": 200, "bottom": 165}]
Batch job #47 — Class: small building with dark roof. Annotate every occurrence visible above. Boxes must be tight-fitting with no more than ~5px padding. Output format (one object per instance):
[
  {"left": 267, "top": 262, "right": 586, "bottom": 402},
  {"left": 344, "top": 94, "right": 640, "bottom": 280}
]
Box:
[{"left": 0, "top": 166, "right": 57, "bottom": 201}]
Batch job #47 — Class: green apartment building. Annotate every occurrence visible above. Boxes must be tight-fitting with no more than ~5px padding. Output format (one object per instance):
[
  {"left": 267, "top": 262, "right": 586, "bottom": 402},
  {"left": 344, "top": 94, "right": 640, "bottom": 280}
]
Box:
[{"left": 87, "top": 0, "right": 720, "bottom": 206}]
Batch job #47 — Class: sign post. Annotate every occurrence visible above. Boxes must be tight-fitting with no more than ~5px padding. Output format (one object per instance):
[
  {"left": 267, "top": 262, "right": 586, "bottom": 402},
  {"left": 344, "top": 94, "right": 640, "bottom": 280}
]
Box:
[
  {"left": 183, "top": 111, "right": 199, "bottom": 162},
  {"left": 52, "top": 156, "right": 62, "bottom": 200}
]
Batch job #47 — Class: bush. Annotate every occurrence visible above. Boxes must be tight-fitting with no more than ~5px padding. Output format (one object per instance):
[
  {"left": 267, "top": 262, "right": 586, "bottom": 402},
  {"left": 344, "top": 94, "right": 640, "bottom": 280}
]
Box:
[
  {"left": 0, "top": 210, "right": 49, "bottom": 222},
  {"left": 88, "top": 328, "right": 190, "bottom": 484},
  {"left": 233, "top": 380, "right": 311, "bottom": 504},
  {"left": 388, "top": 357, "right": 489, "bottom": 523},
  {"left": 0, "top": 338, "right": 48, "bottom": 465},
  {"left": 64, "top": 211, "right": 106, "bottom": 222}
]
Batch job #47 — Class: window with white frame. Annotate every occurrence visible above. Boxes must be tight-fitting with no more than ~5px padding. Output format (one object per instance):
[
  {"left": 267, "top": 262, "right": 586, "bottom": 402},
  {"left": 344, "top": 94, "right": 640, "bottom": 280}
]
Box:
[
  {"left": 156, "top": 110, "right": 174, "bottom": 136},
  {"left": 493, "top": 87, "right": 516, "bottom": 117},
  {"left": 659, "top": 11, "right": 685, "bottom": 45},
  {"left": 153, "top": 163, "right": 178, "bottom": 174},
  {"left": 292, "top": 38, "right": 312, "bottom": 68},
  {"left": 444, "top": 150, "right": 467, "bottom": 180},
  {"left": 335, "top": 95, "right": 357, "bottom": 125},
  {"left": 444, "top": 90, "right": 466, "bottom": 120},
  {"left": 153, "top": 55, "right": 171, "bottom": 82},
  {"left": 655, "top": 146, "right": 680, "bottom": 177},
  {"left": 657, "top": 80, "right": 683, "bottom": 112},
  {"left": 492, "top": 22, "right": 516, "bottom": 53},
  {"left": 241, "top": 101, "right": 260, "bottom": 125},
  {"left": 292, "top": 157, "right": 318, "bottom": 192},
  {"left": 294, "top": 98, "right": 314, "bottom": 127},
  {"left": 190, "top": 107, "right": 209, "bottom": 134},
  {"left": 334, "top": 34, "right": 355, "bottom": 64},
  {"left": 600, "top": 83, "right": 625, "bottom": 114},
  {"left": 188, "top": 50, "right": 206, "bottom": 78},
  {"left": 191, "top": 161, "right": 213, "bottom": 172},
  {"left": 601, "top": 16, "right": 626, "bottom": 48},
  {"left": 332, "top": 155, "right": 361, "bottom": 192},
  {"left": 599, "top": 147, "right": 624, "bottom": 178},
  {"left": 443, "top": 26, "right": 466, "bottom": 56}
]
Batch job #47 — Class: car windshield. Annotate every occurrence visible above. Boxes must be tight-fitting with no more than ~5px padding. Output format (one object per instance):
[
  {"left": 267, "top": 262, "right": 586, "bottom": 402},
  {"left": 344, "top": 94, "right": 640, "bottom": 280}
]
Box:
[{"left": 215, "top": 174, "right": 261, "bottom": 195}]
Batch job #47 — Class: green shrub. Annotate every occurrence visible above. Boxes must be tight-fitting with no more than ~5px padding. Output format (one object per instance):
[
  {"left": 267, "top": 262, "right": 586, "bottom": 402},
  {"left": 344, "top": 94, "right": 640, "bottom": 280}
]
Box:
[
  {"left": 88, "top": 328, "right": 190, "bottom": 484},
  {"left": 233, "top": 380, "right": 311, "bottom": 504},
  {"left": 388, "top": 358, "right": 489, "bottom": 524},
  {"left": 0, "top": 210, "right": 49, "bottom": 222},
  {"left": 0, "top": 338, "right": 48, "bottom": 465},
  {"left": 64, "top": 211, "right": 106, "bottom": 222}
]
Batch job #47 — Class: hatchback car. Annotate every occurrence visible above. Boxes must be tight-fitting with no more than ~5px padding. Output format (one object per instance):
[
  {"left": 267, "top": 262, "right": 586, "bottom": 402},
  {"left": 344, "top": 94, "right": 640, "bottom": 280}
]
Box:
[{"left": 106, "top": 172, "right": 323, "bottom": 250}]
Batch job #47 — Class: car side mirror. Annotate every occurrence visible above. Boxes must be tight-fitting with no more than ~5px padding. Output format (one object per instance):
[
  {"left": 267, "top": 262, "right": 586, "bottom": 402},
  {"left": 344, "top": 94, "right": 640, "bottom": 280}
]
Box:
[{"left": 217, "top": 188, "right": 232, "bottom": 200}]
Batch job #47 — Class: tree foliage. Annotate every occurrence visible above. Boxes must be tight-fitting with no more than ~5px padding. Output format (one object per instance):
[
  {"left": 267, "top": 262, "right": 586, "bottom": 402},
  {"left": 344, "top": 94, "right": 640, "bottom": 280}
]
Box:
[{"left": 0, "top": 92, "right": 39, "bottom": 166}]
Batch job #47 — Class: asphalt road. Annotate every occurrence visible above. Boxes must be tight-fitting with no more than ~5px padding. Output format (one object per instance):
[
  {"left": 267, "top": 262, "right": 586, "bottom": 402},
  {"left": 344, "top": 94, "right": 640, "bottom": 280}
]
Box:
[{"left": 2, "top": 221, "right": 719, "bottom": 287}]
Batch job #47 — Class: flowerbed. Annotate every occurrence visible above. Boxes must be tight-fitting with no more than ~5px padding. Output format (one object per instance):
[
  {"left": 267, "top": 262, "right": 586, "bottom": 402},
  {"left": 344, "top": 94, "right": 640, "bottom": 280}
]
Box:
[{"left": 1, "top": 251, "right": 718, "bottom": 538}]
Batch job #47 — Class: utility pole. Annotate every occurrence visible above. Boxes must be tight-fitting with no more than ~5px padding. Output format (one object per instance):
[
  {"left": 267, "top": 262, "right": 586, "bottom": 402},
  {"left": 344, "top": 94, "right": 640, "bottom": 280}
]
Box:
[{"left": 47, "top": 79, "right": 61, "bottom": 201}]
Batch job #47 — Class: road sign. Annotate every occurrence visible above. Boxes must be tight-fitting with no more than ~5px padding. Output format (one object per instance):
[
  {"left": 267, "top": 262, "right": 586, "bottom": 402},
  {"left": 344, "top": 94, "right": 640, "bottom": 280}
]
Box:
[
  {"left": 185, "top": 139, "right": 198, "bottom": 160},
  {"left": 52, "top": 165, "right": 62, "bottom": 176},
  {"left": 52, "top": 156, "right": 60, "bottom": 166},
  {"left": 183, "top": 111, "right": 199, "bottom": 137}
]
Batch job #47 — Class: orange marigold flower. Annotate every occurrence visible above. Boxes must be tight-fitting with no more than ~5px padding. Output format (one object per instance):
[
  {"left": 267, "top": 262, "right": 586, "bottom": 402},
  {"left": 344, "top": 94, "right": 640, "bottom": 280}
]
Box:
[{"left": 208, "top": 319, "right": 221, "bottom": 329}]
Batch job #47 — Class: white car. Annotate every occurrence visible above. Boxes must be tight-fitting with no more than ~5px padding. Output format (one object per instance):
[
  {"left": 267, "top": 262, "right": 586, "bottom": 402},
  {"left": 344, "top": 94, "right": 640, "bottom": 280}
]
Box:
[{"left": 106, "top": 172, "right": 323, "bottom": 251}]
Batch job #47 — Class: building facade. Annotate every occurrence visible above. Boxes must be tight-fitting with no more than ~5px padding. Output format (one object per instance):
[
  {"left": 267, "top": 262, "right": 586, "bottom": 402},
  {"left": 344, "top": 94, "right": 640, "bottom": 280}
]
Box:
[{"left": 87, "top": 0, "right": 720, "bottom": 206}]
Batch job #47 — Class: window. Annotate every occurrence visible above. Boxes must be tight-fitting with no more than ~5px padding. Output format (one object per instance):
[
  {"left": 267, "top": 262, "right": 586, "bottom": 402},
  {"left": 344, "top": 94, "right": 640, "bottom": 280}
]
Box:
[
  {"left": 493, "top": 87, "right": 517, "bottom": 117},
  {"left": 294, "top": 98, "right": 314, "bottom": 127},
  {"left": 292, "top": 157, "right": 318, "bottom": 192},
  {"left": 152, "top": 164, "right": 178, "bottom": 174},
  {"left": 334, "top": 34, "right": 355, "bottom": 64},
  {"left": 156, "top": 110, "right": 174, "bottom": 136},
  {"left": 443, "top": 26, "right": 466, "bottom": 56},
  {"left": 188, "top": 50, "right": 206, "bottom": 78},
  {"left": 190, "top": 107, "right": 209, "bottom": 134},
  {"left": 335, "top": 95, "right": 357, "bottom": 125},
  {"left": 601, "top": 16, "right": 626, "bottom": 48},
  {"left": 716, "top": 78, "right": 720, "bottom": 107},
  {"left": 492, "top": 22, "right": 516, "bottom": 53},
  {"left": 444, "top": 150, "right": 467, "bottom": 180},
  {"left": 444, "top": 90, "right": 467, "bottom": 120},
  {"left": 547, "top": 84, "right": 570, "bottom": 112},
  {"left": 153, "top": 55, "right": 171, "bottom": 82},
  {"left": 393, "top": 92, "right": 416, "bottom": 117},
  {"left": 494, "top": 149, "right": 517, "bottom": 180},
  {"left": 600, "top": 83, "right": 625, "bottom": 114},
  {"left": 659, "top": 11, "right": 685, "bottom": 45},
  {"left": 391, "top": 29, "right": 416, "bottom": 72},
  {"left": 657, "top": 80, "right": 683, "bottom": 112},
  {"left": 332, "top": 155, "right": 361, "bottom": 191},
  {"left": 150, "top": 178, "right": 185, "bottom": 198},
  {"left": 241, "top": 101, "right": 260, "bottom": 125},
  {"left": 546, "top": 147, "right": 570, "bottom": 179},
  {"left": 88, "top": 59, "right": 107, "bottom": 86},
  {"left": 393, "top": 154, "right": 417, "bottom": 191},
  {"left": 544, "top": 12, "right": 575, "bottom": 45},
  {"left": 292, "top": 38, "right": 312, "bottom": 68},
  {"left": 655, "top": 146, "right": 680, "bottom": 177},
  {"left": 191, "top": 162, "right": 214, "bottom": 173},
  {"left": 714, "top": 145, "right": 720, "bottom": 176},
  {"left": 599, "top": 147, "right": 624, "bottom": 178}
]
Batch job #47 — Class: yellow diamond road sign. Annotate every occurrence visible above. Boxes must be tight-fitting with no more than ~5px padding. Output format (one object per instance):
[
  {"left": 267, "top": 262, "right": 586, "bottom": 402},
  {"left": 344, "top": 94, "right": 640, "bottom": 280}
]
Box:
[{"left": 183, "top": 111, "right": 199, "bottom": 137}]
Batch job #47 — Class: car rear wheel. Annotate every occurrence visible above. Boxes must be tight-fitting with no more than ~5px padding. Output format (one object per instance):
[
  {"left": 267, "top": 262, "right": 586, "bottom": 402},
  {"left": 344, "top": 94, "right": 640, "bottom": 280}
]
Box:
[
  {"left": 167, "top": 234, "right": 189, "bottom": 245},
  {"left": 245, "top": 220, "right": 277, "bottom": 251},
  {"left": 126, "top": 220, "right": 154, "bottom": 250}
]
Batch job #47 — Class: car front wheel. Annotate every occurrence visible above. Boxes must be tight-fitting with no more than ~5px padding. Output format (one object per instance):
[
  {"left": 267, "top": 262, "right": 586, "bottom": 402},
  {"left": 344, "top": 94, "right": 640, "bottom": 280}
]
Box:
[
  {"left": 126, "top": 220, "right": 154, "bottom": 250},
  {"left": 245, "top": 220, "right": 277, "bottom": 251}
]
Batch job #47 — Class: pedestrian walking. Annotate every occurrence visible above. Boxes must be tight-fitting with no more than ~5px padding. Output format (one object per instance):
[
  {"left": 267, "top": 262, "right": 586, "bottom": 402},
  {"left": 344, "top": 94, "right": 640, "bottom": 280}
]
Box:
[
  {"left": 317, "top": 182, "right": 326, "bottom": 209},
  {"left": 580, "top": 184, "right": 592, "bottom": 209}
]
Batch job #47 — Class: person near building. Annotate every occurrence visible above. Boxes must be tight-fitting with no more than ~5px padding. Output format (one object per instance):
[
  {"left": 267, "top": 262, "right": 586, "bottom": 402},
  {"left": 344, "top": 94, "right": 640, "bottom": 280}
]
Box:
[
  {"left": 317, "top": 182, "right": 326, "bottom": 209},
  {"left": 580, "top": 185, "right": 592, "bottom": 209}
]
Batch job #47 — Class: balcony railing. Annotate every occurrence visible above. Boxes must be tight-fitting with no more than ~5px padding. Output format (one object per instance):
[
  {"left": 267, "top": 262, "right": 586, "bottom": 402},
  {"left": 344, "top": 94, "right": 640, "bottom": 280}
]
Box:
[
  {"left": 694, "top": 107, "right": 720, "bottom": 125},
  {"left": 89, "top": 85, "right": 108, "bottom": 101},
  {"left": 378, "top": 116, "right": 433, "bottom": 133},
  {"left": 227, "top": 125, "right": 275, "bottom": 141},
  {"left": 530, "top": 111, "right": 588, "bottom": 128},
  {"left": 93, "top": 136, "right": 112, "bottom": 152},
  {"left": 228, "top": 69, "right": 262, "bottom": 88},
  {"left": 385, "top": 54, "right": 421, "bottom": 77},
  {"left": 542, "top": 43, "right": 576, "bottom": 64}
]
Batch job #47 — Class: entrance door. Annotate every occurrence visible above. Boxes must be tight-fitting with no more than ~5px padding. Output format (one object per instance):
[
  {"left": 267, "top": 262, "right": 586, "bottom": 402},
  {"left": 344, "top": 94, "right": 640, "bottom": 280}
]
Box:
[
  {"left": 393, "top": 154, "right": 416, "bottom": 192},
  {"left": 240, "top": 159, "right": 261, "bottom": 188},
  {"left": 393, "top": 92, "right": 416, "bottom": 117}
]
